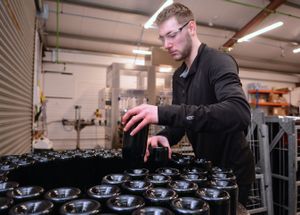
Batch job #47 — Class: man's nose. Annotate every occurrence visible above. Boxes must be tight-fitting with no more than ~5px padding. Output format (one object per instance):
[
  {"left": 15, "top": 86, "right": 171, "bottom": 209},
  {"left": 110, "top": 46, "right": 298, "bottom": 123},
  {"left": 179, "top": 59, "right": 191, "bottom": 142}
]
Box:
[{"left": 163, "top": 39, "right": 172, "bottom": 49}]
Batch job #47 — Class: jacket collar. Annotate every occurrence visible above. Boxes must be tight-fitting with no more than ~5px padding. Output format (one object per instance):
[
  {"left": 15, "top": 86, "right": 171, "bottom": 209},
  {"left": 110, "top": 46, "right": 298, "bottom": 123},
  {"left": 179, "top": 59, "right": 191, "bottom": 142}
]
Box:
[{"left": 180, "top": 43, "right": 206, "bottom": 78}]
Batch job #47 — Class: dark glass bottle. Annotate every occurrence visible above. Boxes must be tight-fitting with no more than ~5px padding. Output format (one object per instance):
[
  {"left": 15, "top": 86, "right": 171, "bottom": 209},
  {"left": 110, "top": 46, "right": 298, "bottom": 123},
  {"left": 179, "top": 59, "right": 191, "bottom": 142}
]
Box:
[
  {"left": 101, "top": 174, "right": 130, "bottom": 186},
  {"left": 211, "top": 172, "right": 236, "bottom": 182},
  {"left": 132, "top": 206, "right": 174, "bottom": 215},
  {"left": 0, "top": 155, "right": 19, "bottom": 163},
  {"left": 6, "top": 186, "right": 44, "bottom": 204},
  {"left": 87, "top": 184, "right": 121, "bottom": 203},
  {"left": 167, "top": 180, "right": 198, "bottom": 197},
  {"left": 44, "top": 187, "right": 81, "bottom": 203},
  {"left": 171, "top": 154, "right": 195, "bottom": 170},
  {"left": 183, "top": 167, "right": 208, "bottom": 176},
  {"left": 87, "top": 184, "right": 120, "bottom": 213},
  {"left": 210, "top": 179, "right": 239, "bottom": 215},
  {"left": 170, "top": 197, "right": 210, "bottom": 215},
  {"left": 16, "top": 157, "right": 35, "bottom": 167},
  {"left": 0, "top": 182, "right": 19, "bottom": 197},
  {"left": 180, "top": 173, "right": 208, "bottom": 188},
  {"left": 31, "top": 154, "right": 55, "bottom": 163},
  {"left": 0, "top": 176, "right": 7, "bottom": 184},
  {"left": 59, "top": 199, "right": 101, "bottom": 215},
  {"left": 143, "top": 187, "right": 177, "bottom": 208},
  {"left": 148, "top": 147, "right": 169, "bottom": 171},
  {"left": 196, "top": 188, "right": 230, "bottom": 215},
  {"left": 0, "top": 171, "right": 7, "bottom": 179},
  {"left": 193, "top": 158, "right": 212, "bottom": 173},
  {"left": 145, "top": 174, "right": 171, "bottom": 187},
  {"left": 9, "top": 200, "right": 54, "bottom": 215},
  {"left": 106, "top": 194, "right": 145, "bottom": 214},
  {"left": 211, "top": 167, "right": 233, "bottom": 174},
  {"left": 0, "top": 197, "right": 13, "bottom": 215},
  {"left": 121, "top": 180, "right": 152, "bottom": 196},
  {"left": 124, "top": 168, "right": 149, "bottom": 179},
  {"left": 0, "top": 162, "right": 17, "bottom": 173},
  {"left": 155, "top": 167, "right": 180, "bottom": 180},
  {"left": 122, "top": 116, "right": 149, "bottom": 168},
  {"left": 44, "top": 187, "right": 81, "bottom": 214}
]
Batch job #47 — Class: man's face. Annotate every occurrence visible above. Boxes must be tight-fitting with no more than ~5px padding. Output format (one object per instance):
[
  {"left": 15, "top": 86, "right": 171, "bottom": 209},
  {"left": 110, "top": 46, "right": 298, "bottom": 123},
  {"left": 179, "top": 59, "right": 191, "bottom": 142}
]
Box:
[{"left": 158, "top": 16, "right": 192, "bottom": 61}]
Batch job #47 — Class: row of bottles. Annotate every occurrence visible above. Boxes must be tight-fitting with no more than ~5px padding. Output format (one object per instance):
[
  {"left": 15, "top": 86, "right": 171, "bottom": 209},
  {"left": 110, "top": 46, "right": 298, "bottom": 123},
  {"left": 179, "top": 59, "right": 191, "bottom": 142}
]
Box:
[{"left": 0, "top": 150, "right": 239, "bottom": 215}]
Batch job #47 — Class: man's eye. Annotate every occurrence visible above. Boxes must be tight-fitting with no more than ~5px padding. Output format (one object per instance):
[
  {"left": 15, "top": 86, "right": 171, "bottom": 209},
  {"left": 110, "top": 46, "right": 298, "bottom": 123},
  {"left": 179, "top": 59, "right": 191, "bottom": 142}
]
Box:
[{"left": 167, "top": 33, "right": 176, "bottom": 39}]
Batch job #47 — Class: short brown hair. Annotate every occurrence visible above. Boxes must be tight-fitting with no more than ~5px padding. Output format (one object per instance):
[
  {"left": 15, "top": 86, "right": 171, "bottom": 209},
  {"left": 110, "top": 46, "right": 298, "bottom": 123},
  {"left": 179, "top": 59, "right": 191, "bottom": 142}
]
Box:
[{"left": 155, "top": 3, "right": 194, "bottom": 26}]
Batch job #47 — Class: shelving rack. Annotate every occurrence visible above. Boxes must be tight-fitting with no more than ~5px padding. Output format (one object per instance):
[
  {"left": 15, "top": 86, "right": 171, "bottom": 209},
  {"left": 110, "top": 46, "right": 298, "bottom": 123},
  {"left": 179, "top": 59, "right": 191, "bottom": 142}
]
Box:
[{"left": 248, "top": 90, "right": 290, "bottom": 115}]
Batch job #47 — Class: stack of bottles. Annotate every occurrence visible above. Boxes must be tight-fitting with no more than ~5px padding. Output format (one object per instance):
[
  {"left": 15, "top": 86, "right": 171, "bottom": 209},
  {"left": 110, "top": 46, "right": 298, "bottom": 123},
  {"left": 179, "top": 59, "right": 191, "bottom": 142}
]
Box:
[{"left": 0, "top": 151, "right": 240, "bottom": 214}]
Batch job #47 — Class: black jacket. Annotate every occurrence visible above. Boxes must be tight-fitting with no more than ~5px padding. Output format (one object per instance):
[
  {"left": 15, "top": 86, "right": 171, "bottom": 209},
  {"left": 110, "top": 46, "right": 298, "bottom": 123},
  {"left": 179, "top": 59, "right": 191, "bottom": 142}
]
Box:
[{"left": 158, "top": 43, "right": 255, "bottom": 185}]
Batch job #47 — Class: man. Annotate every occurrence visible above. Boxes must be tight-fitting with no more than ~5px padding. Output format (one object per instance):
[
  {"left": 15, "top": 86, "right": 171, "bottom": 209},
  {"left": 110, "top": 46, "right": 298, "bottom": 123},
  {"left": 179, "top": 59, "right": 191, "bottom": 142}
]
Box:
[{"left": 122, "top": 3, "right": 255, "bottom": 206}]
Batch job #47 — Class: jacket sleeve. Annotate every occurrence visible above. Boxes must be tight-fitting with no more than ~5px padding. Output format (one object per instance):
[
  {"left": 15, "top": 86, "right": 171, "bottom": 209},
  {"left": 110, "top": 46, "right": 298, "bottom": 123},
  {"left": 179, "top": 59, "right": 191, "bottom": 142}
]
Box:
[
  {"left": 158, "top": 53, "right": 250, "bottom": 134},
  {"left": 156, "top": 126, "right": 185, "bottom": 147},
  {"left": 156, "top": 68, "right": 186, "bottom": 146}
]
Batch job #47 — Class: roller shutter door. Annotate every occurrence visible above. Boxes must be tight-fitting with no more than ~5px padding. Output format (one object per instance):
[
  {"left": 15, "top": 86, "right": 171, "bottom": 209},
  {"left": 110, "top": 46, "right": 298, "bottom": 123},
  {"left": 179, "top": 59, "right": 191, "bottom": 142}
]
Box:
[{"left": 0, "top": 0, "right": 36, "bottom": 155}]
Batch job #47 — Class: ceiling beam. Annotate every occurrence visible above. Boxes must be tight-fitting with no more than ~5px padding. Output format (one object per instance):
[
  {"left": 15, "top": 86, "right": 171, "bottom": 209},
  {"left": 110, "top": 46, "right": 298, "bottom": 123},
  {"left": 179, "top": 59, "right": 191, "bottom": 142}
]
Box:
[
  {"left": 45, "top": 31, "right": 159, "bottom": 48},
  {"left": 45, "top": 31, "right": 300, "bottom": 73},
  {"left": 285, "top": 1, "right": 300, "bottom": 9},
  {"left": 233, "top": 53, "right": 300, "bottom": 68},
  {"left": 46, "top": 0, "right": 149, "bottom": 16},
  {"left": 46, "top": 0, "right": 299, "bottom": 45},
  {"left": 222, "top": 0, "right": 287, "bottom": 48}
]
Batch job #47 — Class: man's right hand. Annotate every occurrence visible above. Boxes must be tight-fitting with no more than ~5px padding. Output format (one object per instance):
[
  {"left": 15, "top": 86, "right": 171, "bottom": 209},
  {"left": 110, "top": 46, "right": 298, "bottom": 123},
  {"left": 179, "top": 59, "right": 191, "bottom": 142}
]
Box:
[{"left": 144, "top": 135, "right": 172, "bottom": 162}]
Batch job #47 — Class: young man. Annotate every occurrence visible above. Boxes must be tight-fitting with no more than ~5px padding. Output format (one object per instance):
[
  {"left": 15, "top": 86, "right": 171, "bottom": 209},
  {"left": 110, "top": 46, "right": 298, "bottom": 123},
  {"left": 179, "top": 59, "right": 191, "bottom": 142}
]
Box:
[{"left": 122, "top": 3, "right": 255, "bottom": 206}]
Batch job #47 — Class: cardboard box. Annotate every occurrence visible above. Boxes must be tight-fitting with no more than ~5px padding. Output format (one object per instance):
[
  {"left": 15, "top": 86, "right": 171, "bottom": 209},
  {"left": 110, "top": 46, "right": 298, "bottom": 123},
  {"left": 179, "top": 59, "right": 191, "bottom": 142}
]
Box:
[
  {"left": 271, "top": 107, "right": 287, "bottom": 116},
  {"left": 269, "top": 93, "right": 279, "bottom": 102}
]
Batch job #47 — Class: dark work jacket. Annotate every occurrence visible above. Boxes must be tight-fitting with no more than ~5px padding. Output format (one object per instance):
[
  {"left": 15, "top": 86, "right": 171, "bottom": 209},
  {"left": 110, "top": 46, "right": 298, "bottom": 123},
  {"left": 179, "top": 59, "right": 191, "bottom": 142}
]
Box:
[{"left": 158, "top": 43, "right": 255, "bottom": 185}]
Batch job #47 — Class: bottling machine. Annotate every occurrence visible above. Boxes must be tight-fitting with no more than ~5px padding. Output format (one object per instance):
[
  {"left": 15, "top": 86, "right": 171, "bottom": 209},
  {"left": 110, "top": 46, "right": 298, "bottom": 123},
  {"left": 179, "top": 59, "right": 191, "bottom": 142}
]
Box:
[{"left": 99, "top": 63, "right": 173, "bottom": 149}]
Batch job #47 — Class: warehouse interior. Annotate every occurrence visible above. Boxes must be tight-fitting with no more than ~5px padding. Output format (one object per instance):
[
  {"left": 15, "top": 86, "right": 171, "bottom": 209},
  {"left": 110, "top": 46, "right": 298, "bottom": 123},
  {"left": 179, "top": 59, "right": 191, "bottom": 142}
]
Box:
[{"left": 1, "top": 0, "right": 300, "bottom": 214}]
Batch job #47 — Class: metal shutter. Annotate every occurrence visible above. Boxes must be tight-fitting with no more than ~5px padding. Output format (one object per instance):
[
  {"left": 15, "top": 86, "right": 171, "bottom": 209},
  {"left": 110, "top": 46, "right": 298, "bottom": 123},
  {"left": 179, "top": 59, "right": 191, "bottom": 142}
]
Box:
[{"left": 0, "top": 0, "right": 36, "bottom": 155}]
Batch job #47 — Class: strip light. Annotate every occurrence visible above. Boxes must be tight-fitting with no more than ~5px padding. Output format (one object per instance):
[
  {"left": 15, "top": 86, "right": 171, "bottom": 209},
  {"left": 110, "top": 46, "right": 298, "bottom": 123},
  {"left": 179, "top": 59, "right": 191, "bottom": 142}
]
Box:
[
  {"left": 159, "top": 66, "right": 173, "bottom": 73},
  {"left": 144, "top": 0, "right": 173, "bottom": 29},
  {"left": 132, "top": 49, "right": 152, "bottom": 55},
  {"left": 293, "top": 47, "right": 300, "bottom": 54},
  {"left": 238, "top": 21, "right": 284, "bottom": 43}
]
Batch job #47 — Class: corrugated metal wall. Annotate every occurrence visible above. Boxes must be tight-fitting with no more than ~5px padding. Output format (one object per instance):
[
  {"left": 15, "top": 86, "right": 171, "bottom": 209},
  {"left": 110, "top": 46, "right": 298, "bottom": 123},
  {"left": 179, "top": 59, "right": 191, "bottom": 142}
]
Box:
[{"left": 0, "top": 0, "right": 36, "bottom": 155}]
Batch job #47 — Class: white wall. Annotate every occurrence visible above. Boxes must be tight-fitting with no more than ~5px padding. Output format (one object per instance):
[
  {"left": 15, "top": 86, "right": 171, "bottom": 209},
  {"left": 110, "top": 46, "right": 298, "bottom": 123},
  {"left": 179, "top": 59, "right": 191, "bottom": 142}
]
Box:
[
  {"left": 42, "top": 49, "right": 300, "bottom": 150},
  {"left": 42, "top": 50, "right": 145, "bottom": 150},
  {"left": 43, "top": 65, "right": 107, "bottom": 150}
]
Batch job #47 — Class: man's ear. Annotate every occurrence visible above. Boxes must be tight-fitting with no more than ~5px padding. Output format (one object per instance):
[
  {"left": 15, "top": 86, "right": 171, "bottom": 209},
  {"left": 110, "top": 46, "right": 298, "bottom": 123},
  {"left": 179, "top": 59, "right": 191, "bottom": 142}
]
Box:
[{"left": 188, "top": 20, "right": 197, "bottom": 36}]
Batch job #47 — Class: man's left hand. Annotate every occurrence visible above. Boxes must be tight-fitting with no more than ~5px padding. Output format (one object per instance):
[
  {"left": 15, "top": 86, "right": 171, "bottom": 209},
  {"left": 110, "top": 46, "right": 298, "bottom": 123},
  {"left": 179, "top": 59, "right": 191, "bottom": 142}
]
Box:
[{"left": 122, "top": 104, "right": 158, "bottom": 136}]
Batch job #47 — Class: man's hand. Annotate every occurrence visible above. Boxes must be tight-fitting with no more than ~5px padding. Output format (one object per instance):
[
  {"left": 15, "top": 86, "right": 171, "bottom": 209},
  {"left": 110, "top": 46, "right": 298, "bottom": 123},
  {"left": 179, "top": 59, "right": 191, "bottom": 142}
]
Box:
[
  {"left": 122, "top": 104, "right": 158, "bottom": 136},
  {"left": 144, "top": 135, "right": 172, "bottom": 162}
]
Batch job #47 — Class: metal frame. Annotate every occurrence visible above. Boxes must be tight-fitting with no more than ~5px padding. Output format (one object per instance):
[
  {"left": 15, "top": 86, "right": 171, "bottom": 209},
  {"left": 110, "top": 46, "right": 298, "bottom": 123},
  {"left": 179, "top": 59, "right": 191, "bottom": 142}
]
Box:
[
  {"left": 247, "top": 174, "right": 268, "bottom": 213},
  {"left": 247, "top": 109, "right": 274, "bottom": 215},
  {"left": 265, "top": 116, "right": 299, "bottom": 215}
]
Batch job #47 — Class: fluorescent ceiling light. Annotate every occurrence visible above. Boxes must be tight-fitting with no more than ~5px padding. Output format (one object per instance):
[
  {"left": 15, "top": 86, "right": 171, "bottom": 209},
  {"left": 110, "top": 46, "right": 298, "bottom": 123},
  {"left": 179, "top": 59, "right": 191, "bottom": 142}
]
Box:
[
  {"left": 293, "top": 47, "right": 300, "bottom": 54},
  {"left": 132, "top": 49, "right": 152, "bottom": 55},
  {"left": 238, "top": 21, "right": 284, "bottom": 43},
  {"left": 159, "top": 66, "right": 173, "bottom": 73},
  {"left": 144, "top": 0, "right": 173, "bottom": 29}
]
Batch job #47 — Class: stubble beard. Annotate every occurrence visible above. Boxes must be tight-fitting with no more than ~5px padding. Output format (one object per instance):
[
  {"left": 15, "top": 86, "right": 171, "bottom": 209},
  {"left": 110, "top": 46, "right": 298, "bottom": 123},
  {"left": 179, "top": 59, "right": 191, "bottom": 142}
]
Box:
[{"left": 173, "top": 36, "right": 193, "bottom": 61}]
